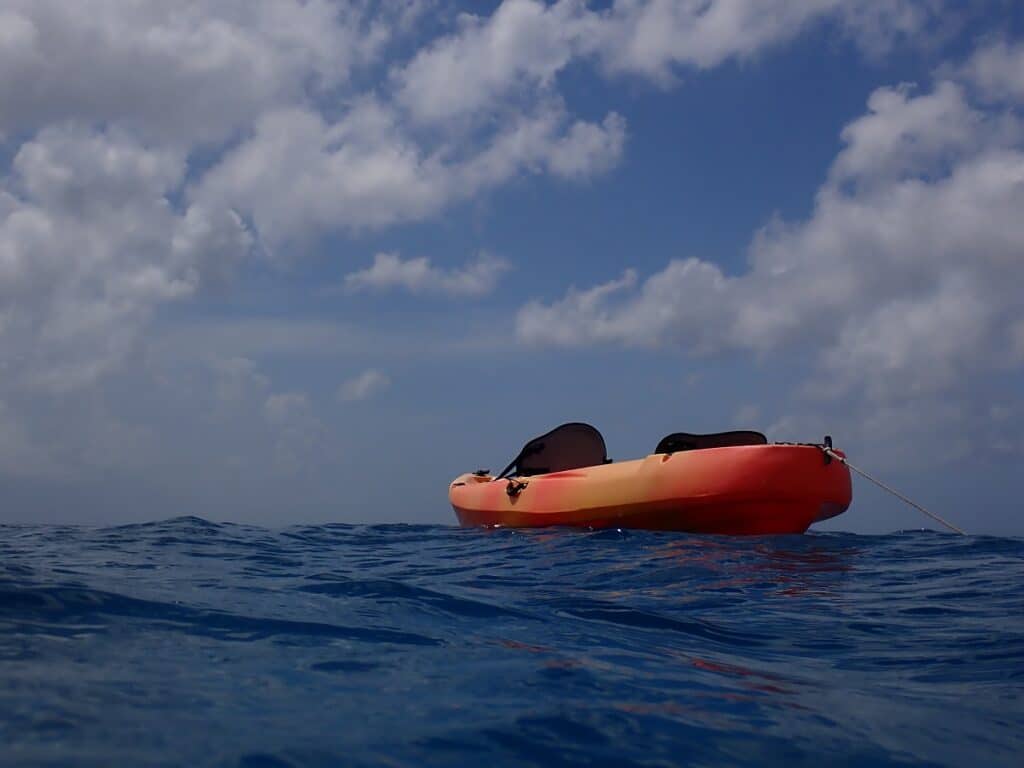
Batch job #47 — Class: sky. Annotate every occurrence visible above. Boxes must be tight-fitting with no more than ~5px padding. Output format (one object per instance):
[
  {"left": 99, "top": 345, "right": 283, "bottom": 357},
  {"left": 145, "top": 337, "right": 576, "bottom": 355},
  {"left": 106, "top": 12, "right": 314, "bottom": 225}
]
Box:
[{"left": 1, "top": 0, "right": 1023, "bottom": 534}]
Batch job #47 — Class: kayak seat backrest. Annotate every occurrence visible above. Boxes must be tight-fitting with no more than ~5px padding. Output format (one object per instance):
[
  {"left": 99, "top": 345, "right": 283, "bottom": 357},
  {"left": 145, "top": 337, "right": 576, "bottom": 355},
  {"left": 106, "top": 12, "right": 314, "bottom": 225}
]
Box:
[
  {"left": 503, "top": 422, "right": 608, "bottom": 478},
  {"left": 655, "top": 430, "right": 767, "bottom": 454}
]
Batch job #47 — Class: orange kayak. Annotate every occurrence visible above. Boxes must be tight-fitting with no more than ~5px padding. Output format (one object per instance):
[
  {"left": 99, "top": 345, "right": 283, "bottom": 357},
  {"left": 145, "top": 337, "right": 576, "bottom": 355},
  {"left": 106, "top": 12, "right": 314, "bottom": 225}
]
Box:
[{"left": 449, "top": 425, "right": 851, "bottom": 534}]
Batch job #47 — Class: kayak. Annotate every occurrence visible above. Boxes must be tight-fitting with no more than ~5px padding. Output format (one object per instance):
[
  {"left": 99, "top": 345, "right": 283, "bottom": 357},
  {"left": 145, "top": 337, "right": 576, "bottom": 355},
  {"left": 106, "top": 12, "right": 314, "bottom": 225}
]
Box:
[{"left": 449, "top": 423, "right": 851, "bottom": 534}]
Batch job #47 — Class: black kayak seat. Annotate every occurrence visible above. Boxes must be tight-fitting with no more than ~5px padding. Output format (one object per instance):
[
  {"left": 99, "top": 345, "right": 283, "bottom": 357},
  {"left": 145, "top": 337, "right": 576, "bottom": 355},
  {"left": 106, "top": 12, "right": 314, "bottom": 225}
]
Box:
[
  {"left": 655, "top": 430, "right": 767, "bottom": 454},
  {"left": 498, "top": 422, "right": 608, "bottom": 478}
]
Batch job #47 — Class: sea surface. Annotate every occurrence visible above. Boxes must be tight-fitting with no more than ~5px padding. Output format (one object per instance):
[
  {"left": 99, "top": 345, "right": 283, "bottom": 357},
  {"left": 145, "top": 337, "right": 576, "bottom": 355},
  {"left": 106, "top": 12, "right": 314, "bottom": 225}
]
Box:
[{"left": 0, "top": 518, "right": 1021, "bottom": 767}]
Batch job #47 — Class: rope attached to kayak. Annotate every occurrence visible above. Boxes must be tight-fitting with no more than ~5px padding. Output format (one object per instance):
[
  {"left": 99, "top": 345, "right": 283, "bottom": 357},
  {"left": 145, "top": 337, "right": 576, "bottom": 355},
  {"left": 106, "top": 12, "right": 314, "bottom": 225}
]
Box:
[{"left": 823, "top": 448, "right": 966, "bottom": 536}]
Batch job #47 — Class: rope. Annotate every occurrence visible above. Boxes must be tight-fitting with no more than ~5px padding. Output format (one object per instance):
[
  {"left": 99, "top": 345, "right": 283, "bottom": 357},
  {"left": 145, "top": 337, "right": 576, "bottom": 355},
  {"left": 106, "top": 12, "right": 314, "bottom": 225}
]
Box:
[{"left": 824, "top": 448, "right": 966, "bottom": 535}]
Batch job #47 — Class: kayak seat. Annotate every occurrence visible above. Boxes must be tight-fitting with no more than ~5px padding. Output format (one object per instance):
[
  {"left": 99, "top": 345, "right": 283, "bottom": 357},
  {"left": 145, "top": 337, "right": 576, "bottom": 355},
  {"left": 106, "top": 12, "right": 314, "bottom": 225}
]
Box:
[
  {"left": 498, "top": 422, "right": 608, "bottom": 478},
  {"left": 655, "top": 430, "right": 767, "bottom": 454}
]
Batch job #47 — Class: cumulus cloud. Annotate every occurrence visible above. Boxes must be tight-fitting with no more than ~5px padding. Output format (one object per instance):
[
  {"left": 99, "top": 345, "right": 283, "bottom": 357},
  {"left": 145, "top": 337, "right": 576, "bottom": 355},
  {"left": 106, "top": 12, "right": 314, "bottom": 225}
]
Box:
[
  {"left": 344, "top": 251, "right": 510, "bottom": 297},
  {"left": 827, "top": 81, "right": 999, "bottom": 189},
  {"left": 959, "top": 39, "right": 1024, "bottom": 104},
  {"left": 338, "top": 369, "right": 391, "bottom": 402},
  {"left": 545, "top": 113, "right": 629, "bottom": 179},
  {"left": 193, "top": 101, "right": 626, "bottom": 245},
  {"left": 0, "top": 0, "right": 389, "bottom": 144},
  {"left": 393, "top": 0, "right": 951, "bottom": 124},
  {"left": 596, "top": 0, "right": 837, "bottom": 79},
  {"left": 518, "top": 74, "right": 1024, "bottom": 452},
  {"left": 395, "top": 0, "right": 593, "bottom": 124},
  {"left": 0, "top": 124, "right": 250, "bottom": 391}
]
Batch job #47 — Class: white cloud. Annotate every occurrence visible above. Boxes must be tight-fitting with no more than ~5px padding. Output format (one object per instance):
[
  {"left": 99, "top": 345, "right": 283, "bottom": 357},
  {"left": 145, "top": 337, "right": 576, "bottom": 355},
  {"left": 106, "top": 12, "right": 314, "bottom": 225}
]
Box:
[
  {"left": 338, "top": 369, "right": 391, "bottom": 402},
  {"left": 194, "top": 101, "right": 625, "bottom": 245},
  {"left": 959, "top": 39, "right": 1024, "bottom": 104},
  {"left": 819, "top": 273, "right": 992, "bottom": 401},
  {"left": 0, "top": 0, "right": 388, "bottom": 145},
  {"left": 395, "top": 0, "right": 592, "bottom": 124},
  {"left": 595, "top": 0, "right": 836, "bottom": 79},
  {"left": 0, "top": 124, "right": 251, "bottom": 391},
  {"left": 192, "top": 103, "right": 441, "bottom": 242},
  {"left": 517, "top": 75, "right": 1024, "bottom": 454},
  {"left": 831, "top": 0, "right": 949, "bottom": 59},
  {"left": 452, "top": 107, "right": 626, "bottom": 188},
  {"left": 827, "top": 82, "right": 1000, "bottom": 189},
  {"left": 517, "top": 259, "right": 729, "bottom": 350},
  {"left": 545, "top": 113, "right": 628, "bottom": 179},
  {"left": 393, "top": 0, "right": 950, "bottom": 124},
  {"left": 344, "top": 251, "right": 510, "bottom": 297},
  {"left": 391, "top": 0, "right": 958, "bottom": 128}
]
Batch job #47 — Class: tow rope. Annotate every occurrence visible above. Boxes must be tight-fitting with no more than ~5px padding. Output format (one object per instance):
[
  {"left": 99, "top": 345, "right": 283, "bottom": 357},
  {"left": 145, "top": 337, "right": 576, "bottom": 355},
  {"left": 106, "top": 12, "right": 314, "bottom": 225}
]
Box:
[{"left": 823, "top": 447, "right": 967, "bottom": 536}]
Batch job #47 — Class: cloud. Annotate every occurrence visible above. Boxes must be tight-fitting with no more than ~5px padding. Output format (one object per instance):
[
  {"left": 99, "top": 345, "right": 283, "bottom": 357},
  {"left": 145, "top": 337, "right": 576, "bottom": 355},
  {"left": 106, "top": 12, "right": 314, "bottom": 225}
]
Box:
[
  {"left": 517, "top": 260, "right": 728, "bottom": 350},
  {"left": 394, "top": 0, "right": 591, "bottom": 124},
  {"left": 0, "top": 124, "right": 251, "bottom": 391},
  {"left": 338, "top": 369, "right": 391, "bottom": 402},
  {"left": 192, "top": 102, "right": 442, "bottom": 242},
  {"left": 517, "top": 74, "right": 1024, "bottom": 455},
  {"left": 959, "top": 39, "right": 1024, "bottom": 104},
  {"left": 393, "top": 0, "right": 952, "bottom": 125},
  {"left": 193, "top": 101, "right": 626, "bottom": 246},
  {"left": 827, "top": 81, "right": 998, "bottom": 189},
  {"left": 343, "top": 251, "right": 511, "bottom": 297},
  {"left": 595, "top": 0, "right": 834, "bottom": 80},
  {"left": 0, "top": 0, "right": 389, "bottom": 145},
  {"left": 545, "top": 113, "right": 629, "bottom": 179}
]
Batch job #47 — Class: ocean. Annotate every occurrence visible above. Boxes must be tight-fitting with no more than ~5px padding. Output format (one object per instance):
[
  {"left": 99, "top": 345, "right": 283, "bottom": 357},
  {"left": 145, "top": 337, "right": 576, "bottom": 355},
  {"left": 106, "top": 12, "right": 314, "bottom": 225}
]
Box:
[{"left": 1, "top": 517, "right": 1021, "bottom": 767}]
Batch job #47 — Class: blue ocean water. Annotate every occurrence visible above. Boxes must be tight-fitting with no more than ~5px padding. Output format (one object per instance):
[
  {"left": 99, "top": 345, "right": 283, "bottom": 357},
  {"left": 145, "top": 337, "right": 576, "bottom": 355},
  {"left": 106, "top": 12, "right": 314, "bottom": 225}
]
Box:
[{"left": 1, "top": 518, "right": 1021, "bottom": 767}]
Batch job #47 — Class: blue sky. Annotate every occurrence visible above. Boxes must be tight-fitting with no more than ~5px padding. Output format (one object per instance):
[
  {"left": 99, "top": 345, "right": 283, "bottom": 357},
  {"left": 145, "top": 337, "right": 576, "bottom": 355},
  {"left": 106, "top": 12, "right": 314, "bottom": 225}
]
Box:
[{"left": 1, "top": 1, "right": 1022, "bottom": 533}]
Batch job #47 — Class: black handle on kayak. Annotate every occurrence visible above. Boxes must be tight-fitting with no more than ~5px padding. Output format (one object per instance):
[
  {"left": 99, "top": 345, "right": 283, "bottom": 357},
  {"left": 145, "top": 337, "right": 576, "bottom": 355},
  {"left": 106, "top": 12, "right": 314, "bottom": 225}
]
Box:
[{"left": 506, "top": 479, "right": 528, "bottom": 497}]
